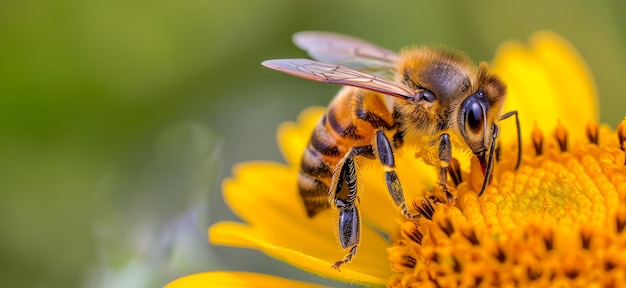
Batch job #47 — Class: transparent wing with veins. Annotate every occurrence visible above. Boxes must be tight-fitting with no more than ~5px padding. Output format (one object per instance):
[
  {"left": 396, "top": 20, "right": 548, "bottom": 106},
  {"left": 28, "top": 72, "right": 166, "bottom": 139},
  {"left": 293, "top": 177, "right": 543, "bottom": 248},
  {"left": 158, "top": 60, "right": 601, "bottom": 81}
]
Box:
[
  {"left": 293, "top": 31, "right": 399, "bottom": 77},
  {"left": 262, "top": 58, "right": 415, "bottom": 100}
]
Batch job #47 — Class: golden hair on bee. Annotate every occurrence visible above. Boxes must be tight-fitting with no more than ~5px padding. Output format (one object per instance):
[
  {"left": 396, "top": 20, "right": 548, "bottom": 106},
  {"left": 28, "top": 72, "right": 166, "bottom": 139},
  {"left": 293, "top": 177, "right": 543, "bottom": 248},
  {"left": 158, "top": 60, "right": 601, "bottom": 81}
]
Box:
[
  {"left": 397, "top": 46, "right": 477, "bottom": 85},
  {"left": 262, "top": 31, "right": 521, "bottom": 270}
]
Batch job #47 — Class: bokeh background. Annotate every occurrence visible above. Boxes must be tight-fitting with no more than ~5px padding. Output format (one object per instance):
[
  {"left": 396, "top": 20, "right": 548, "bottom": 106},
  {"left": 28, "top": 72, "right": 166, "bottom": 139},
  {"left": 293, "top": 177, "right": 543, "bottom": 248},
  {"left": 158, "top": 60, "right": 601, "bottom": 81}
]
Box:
[{"left": 1, "top": 1, "right": 625, "bottom": 287}]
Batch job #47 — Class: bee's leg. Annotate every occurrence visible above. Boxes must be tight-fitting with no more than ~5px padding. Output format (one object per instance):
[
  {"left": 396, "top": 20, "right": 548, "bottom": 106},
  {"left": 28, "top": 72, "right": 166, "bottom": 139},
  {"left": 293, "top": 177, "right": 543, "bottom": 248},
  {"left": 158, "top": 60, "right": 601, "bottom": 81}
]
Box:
[
  {"left": 438, "top": 133, "right": 454, "bottom": 202},
  {"left": 330, "top": 145, "right": 375, "bottom": 270},
  {"left": 331, "top": 154, "right": 360, "bottom": 270},
  {"left": 500, "top": 110, "right": 521, "bottom": 170},
  {"left": 375, "top": 130, "right": 419, "bottom": 219}
]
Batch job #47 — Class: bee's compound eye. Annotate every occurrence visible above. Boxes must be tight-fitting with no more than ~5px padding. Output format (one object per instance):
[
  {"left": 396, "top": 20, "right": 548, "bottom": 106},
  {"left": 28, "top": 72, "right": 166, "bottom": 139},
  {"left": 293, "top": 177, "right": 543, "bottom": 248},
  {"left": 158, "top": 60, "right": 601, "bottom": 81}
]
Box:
[
  {"left": 466, "top": 101, "right": 484, "bottom": 133},
  {"left": 416, "top": 90, "right": 435, "bottom": 102}
]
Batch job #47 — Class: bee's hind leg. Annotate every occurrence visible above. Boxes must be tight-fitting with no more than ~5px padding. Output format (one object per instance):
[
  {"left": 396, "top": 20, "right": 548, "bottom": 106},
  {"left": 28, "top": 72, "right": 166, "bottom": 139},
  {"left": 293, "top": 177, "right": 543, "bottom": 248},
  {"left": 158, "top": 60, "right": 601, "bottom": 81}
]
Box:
[
  {"left": 375, "top": 130, "right": 420, "bottom": 219},
  {"left": 331, "top": 150, "right": 362, "bottom": 270},
  {"left": 330, "top": 145, "right": 376, "bottom": 270}
]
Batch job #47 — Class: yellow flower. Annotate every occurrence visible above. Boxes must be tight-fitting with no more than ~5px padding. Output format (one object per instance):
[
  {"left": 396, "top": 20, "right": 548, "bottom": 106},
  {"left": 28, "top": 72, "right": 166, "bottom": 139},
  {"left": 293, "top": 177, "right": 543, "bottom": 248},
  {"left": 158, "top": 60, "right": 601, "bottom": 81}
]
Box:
[{"left": 167, "top": 32, "right": 626, "bottom": 287}]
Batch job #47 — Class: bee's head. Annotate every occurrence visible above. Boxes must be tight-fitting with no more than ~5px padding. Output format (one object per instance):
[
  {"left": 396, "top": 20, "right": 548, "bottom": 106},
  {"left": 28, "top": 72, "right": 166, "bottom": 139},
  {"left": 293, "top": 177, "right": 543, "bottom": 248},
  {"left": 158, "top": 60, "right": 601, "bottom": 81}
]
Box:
[{"left": 458, "top": 65, "right": 506, "bottom": 170}]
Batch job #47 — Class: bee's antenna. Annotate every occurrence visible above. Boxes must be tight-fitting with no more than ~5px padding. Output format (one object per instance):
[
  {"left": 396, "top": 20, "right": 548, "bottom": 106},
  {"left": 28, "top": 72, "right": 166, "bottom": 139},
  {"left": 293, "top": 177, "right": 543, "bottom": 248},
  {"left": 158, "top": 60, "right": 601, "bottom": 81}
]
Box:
[{"left": 477, "top": 125, "right": 499, "bottom": 197}]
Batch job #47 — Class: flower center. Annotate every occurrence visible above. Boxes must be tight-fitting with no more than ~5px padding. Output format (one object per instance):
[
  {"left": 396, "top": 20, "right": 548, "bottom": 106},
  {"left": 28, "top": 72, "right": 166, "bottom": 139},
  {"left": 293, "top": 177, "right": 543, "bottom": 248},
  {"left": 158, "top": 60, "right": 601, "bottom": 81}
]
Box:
[{"left": 388, "top": 119, "right": 626, "bottom": 287}]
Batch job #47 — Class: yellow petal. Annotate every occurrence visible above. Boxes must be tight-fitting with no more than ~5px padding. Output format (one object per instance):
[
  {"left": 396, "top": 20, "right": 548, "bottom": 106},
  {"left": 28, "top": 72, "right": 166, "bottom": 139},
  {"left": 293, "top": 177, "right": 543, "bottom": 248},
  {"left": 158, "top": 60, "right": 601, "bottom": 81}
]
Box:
[
  {"left": 277, "top": 107, "right": 325, "bottom": 167},
  {"left": 210, "top": 222, "right": 389, "bottom": 286},
  {"left": 221, "top": 162, "right": 303, "bottom": 223},
  {"left": 493, "top": 31, "right": 598, "bottom": 147},
  {"left": 165, "top": 271, "right": 324, "bottom": 288},
  {"left": 213, "top": 162, "right": 391, "bottom": 286}
]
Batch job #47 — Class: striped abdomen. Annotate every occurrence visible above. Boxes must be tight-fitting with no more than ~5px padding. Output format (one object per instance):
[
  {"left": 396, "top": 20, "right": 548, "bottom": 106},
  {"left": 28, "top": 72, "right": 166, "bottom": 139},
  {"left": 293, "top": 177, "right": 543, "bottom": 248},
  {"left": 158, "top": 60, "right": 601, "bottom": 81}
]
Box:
[{"left": 298, "top": 88, "right": 394, "bottom": 217}]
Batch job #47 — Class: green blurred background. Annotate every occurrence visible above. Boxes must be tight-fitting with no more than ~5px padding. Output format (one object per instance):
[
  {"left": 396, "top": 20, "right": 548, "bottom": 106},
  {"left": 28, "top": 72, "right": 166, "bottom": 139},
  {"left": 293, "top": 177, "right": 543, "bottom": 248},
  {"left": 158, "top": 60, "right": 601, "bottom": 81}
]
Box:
[{"left": 1, "top": 1, "right": 625, "bottom": 287}]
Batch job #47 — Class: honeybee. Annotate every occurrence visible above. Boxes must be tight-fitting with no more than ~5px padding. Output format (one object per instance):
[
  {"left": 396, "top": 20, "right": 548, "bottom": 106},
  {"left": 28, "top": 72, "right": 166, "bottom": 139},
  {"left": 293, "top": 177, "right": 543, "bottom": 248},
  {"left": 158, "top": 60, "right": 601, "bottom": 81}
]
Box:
[{"left": 262, "top": 32, "right": 521, "bottom": 270}]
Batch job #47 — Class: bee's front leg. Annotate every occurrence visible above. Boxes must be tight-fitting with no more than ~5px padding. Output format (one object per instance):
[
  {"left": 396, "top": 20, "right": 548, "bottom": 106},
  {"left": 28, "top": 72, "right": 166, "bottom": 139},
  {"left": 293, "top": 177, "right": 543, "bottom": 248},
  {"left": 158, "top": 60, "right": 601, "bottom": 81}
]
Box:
[
  {"left": 438, "top": 133, "right": 454, "bottom": 202},
  {"left": 375, "top": 130, "right": 419, "bottom": 219}
]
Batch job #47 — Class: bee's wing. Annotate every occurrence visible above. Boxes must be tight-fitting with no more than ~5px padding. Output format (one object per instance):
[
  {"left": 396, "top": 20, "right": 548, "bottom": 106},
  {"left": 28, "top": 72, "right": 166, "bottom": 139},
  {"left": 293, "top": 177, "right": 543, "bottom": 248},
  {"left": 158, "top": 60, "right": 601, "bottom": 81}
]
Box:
[
  {"left": 262, "top": 58, "right": 414, "bottom": 100},
  {"left": 293, "top": 31, "right": 399, "bottom": 76}
]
